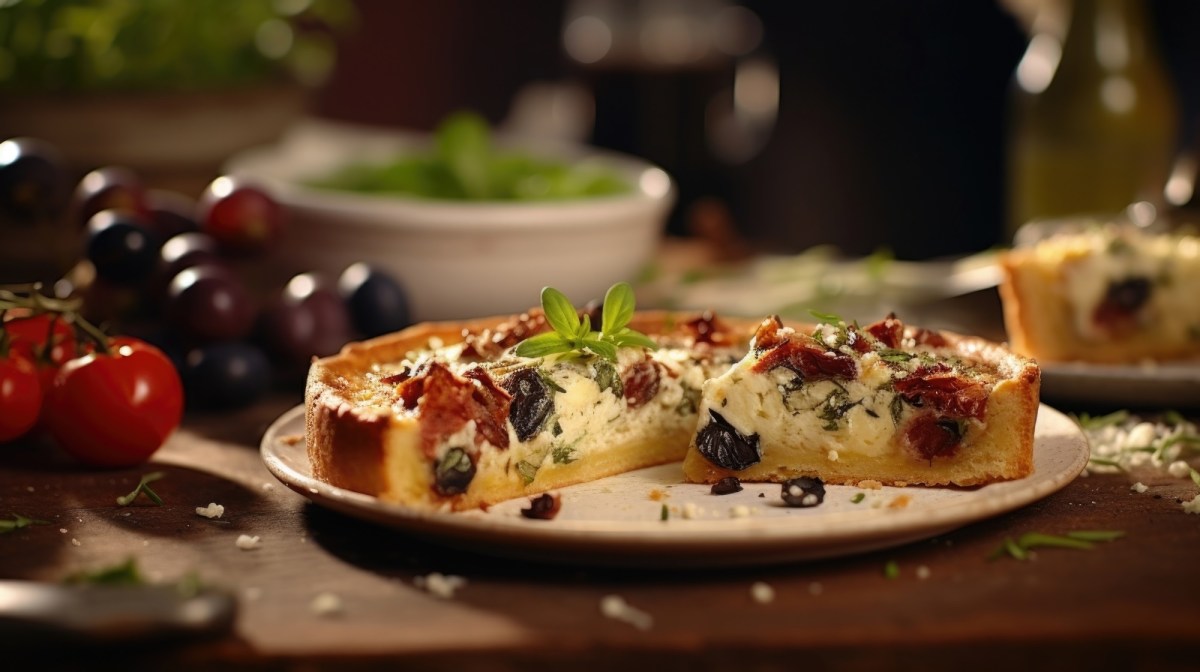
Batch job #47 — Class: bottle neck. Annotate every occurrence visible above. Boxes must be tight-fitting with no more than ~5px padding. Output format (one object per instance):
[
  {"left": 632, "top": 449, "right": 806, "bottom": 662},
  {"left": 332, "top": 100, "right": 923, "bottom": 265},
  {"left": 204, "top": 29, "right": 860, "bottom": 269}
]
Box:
[{"left": 1060, "top": 0, "right": 1156, "bottom": 74}]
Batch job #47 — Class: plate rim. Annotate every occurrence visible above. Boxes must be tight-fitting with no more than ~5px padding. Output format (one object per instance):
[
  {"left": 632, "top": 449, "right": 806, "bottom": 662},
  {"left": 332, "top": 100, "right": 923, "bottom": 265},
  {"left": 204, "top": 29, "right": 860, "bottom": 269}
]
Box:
[{"left": 261, "top": 404, "right": 1088, "bottom": 565}]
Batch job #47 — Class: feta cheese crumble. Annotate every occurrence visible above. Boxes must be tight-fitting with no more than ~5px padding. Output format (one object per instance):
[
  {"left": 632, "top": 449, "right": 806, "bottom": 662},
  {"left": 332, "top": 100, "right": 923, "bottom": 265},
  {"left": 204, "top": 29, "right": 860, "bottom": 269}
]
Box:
[
  {"left": 750, "top": 581, "right": 775, "bottom": 604},
  {"left": 236, "top": 534, "right": 261, "bottom": 550},
  {"left": 196, "top": 503, "right": 225, "bottom": 519},
  {"left": 310, "top": 592, "right": 343, "bottom": 616},
  {"left": 600, "top": 594, "right": 653, "bottom": 630},
  {"left": 1184, "top": 495, "right": 1200, "bottom": 515},
  {"left": 414, "top": 572, "right": 467, "bottom": 599},
  {"left": 1130, "top": 482, "right": 1148, "bottom": 494}
]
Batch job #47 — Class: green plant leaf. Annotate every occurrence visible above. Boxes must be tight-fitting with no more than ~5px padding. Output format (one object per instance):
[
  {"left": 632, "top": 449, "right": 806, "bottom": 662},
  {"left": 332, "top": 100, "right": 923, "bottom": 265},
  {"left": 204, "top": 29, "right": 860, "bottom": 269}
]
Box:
[
  {"left": 582, "top": 338, "right": 618, "bottom": 361},
  {"left": 540, "top": 286, "right": 581, "bottom": 337},
  {"left": 601, "top": 282, "right": 636, "bottom": 335},
  {"left": 611, "top": 329, "right": 658, "bottom": 350},
  {"left": 514, "top": 332, "right": 571, "bottom": 358}
]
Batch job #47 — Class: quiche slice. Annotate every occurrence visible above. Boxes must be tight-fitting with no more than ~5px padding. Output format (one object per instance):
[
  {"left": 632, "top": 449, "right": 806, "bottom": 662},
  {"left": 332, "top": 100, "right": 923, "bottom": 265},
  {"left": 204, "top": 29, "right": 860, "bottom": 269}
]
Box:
[
  {"left": 682, "top": 314, "right": 1041, "bottom": 487},
  {"left": 999, "top": 224, "right": 1200, "bottom": 363},
  {"left": 305, "top": 301, "right": 754, "bottom": 511}
]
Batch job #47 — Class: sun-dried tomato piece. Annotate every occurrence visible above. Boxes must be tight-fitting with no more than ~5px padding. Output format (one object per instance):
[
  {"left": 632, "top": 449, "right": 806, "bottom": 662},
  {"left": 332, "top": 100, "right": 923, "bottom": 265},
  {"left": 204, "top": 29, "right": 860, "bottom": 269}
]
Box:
[
  {"left": 681, "top": 311, "right": 732, "bottom": 347},
  {"left": 911, "top": 327, "right": 948, "bottom": 348},
  {"left": 622, "top": 358, "right": 661, "bottom": 409},
  {"left": 462, "top": 310, "right": 550, "bottom": 359},
  {"left": 395, "top": 362, "right": 511, "bottom": 457},
  {"left": 752, "top": 337, "right": 857, "bottom": 381},
  {"left": 893, "top": 363, "right": 988, "bottom": 419},
  {"left": 751, "top": 315, "right": 787, "bottom": 352},
  {"left": 865, "top": 314, "right": 904, "bottom": 348},
  {"left": 462, "top": 366, "right": 512, "bottom": 449},
  {"left": 903, "top": 413, "right": 964, "bottom": 461}
]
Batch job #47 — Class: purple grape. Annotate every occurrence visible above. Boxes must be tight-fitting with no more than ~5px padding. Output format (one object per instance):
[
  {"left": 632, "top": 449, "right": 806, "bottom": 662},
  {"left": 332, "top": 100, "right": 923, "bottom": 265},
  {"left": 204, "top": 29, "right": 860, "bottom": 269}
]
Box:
[
  {"left": 165, "top": 265, "right": 256, "bottom": 343},
  {"left": 338, "top": 263, "right": 412, "bottom": 337},
  {"left": 85, "top": 209, "right": 161, "bottom": 284},
  {"left": 0, "top": 137, "right": 68, "bottom": 223},
  {"left": 181, "top": 341, "right": 272, "bottom": 410},
  {"left": 257, "top": 272, "right": 353, "bottom": 370}
]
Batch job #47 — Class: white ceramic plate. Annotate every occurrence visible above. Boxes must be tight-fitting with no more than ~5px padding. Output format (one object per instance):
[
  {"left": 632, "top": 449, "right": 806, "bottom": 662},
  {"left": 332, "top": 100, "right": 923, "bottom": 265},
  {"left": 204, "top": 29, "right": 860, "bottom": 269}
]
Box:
[
  {"left": 1041, "top": 360, "right": 1200, "bottom": 410},
  {"left": 261, "top": 404, "right": 1088, "bottom": 567}
]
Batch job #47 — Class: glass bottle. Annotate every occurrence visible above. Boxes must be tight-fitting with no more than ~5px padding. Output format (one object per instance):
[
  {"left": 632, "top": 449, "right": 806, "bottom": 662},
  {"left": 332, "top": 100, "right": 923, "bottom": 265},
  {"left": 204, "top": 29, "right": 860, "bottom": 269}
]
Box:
[{"left": 1006, "top": 0, "right": 1179, "bottom": 238}]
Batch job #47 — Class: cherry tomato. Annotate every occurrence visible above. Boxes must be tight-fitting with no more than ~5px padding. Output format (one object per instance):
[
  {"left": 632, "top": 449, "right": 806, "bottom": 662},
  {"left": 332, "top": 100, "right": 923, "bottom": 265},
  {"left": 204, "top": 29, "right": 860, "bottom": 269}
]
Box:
[
  {"left": 45, "top": 337, "right": 183, "bottom": 467},
  {"left": 0, "top": 353, "right": 41, "bottom": 442},
  {"left": 5, "top": 313, "right": 76, "bottom": 364}
]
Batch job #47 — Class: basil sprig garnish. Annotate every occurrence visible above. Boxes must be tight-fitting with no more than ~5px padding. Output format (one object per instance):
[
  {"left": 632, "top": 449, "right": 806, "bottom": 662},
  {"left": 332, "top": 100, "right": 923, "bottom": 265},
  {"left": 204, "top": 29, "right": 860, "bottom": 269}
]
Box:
[{"left": 514, "top": 282, "right": 656, "bottom": 362}]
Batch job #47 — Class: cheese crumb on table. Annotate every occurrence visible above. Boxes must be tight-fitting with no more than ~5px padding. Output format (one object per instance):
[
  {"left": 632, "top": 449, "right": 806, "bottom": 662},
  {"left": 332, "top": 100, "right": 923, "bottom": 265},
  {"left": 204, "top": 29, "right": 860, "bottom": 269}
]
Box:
[
  {"left": 916, "top": 565, "right": 932, "bottom": 580},
  {"left": 750, "top": 581, "right": 775, "bottom": 604},
  {"left": 600, "top": 594, "right": 653, "bottom": 630},
  {"left": 196, "top": 503, "right": 225, "bottom": 519},
  {"left": 1184, "top": 495, "right": 1200, "bottom": 515},
  {"left": 310, "top": 592, "right": 343, "bottom": 616},
  {"left": 414, "top": 572, "right": 467, "bottom": 599},
  {"left": 1130, "top": 482, "right": 1148, "bottom": 494},
  {"left": 236, "top": 534, "right": 261, "bottom": 550}
]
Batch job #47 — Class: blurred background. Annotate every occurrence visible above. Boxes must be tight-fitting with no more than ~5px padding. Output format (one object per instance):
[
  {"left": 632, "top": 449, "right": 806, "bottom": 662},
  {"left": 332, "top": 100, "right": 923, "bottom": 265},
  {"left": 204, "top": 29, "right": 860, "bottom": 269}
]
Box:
[{"left": 2, "top": 0, "right": 1197, "bottom": 260}]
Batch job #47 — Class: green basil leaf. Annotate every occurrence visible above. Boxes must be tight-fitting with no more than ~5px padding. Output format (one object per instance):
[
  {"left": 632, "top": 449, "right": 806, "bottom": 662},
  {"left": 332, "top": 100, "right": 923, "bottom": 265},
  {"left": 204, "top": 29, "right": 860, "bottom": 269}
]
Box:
[
  {"left": 541, "top": 286, "right": 581, "bottom": 337},
  {"left": 514, "top": 332, "right": 571, "bottom": 358},
  {"left": 582, "top": 338, "right": 618, "bottom": 361},
  {"left": 612, "top": 329, "right": 658, "bottom": 350},
  {"left": 602, "top": 282, "right": 636, "bottom": 335}
]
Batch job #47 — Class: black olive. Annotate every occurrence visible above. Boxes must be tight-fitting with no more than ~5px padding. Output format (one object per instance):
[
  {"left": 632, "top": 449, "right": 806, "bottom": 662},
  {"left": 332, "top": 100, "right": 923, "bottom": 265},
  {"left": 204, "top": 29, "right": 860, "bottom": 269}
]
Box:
[
  {"left": 710, "top": 476, "right": 743, "bottom": 495},
  {"left": 434, "top": 447, "right": 476, "bottom": 496},
  {"left": 520, "top": 493, "right": 562, "bottom": 520},
  {"left": 502, "top": 367, "right": 554, "bottom": 442},
  {"left": 695, "top": 410, "right": 761, "bottom": 471},
  {"left": 780, "top": 476, "right": 825, "bottom": 507},
  {"left": 1103, "top": 277, "right": 1152, "bottom": 313}
]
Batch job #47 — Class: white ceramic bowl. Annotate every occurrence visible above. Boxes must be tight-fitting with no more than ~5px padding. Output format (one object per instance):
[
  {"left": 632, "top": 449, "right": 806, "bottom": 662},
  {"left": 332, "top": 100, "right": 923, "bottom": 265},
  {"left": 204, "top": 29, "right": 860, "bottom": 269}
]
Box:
[{"left": 225, "top": 120, "right": 674, "bottom": 322}]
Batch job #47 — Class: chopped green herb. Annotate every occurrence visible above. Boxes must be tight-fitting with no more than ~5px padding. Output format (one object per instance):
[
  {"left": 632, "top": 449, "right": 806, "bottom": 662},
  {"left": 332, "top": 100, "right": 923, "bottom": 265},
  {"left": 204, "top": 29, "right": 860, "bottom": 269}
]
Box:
[
  {"left": 590, "top": 358, "right": 623, "bottom": 396},
  {"left": 1072, "top": 409, "right": 1129, "bottom": 430},
  {"left": 889, "top": 394, "right": 905, "bottom": 427},
  {"left": 514, "top": 282, "right": 656, "bottom": 362},
  {"left": 0, "top": 513, "right": 48, "bottom": 534},
  {"left": 808, "top": 310, "right": 843, "bottom": 325},
  {"left": 116, "top": 472, "right": 165, "bottom": 507},
  {"left": 551, "top": 441, "right": 578, "bottom": 465},
  {"left": 65, "top": 557, "right": 143, "bottom": 586},
  {"left": 989, "top": 529, "right": 1124, "bottom": 560},
  {"left": 660, "top": 504, "right": 669, "bottom": 521},
  {"left": 883, "top": 560, "right": 899, "bottom": 579},
  {"left": 516, "top": 460, "right": 540, "bottom": 485},
  {"left": 851, "top": 493, "right": 865, "bottom": 504},
  {"left": 879, "top": 349, "right": 916, "bottom": 364},
  {"left": 817, "top": 384, "right": 857, "bottom": 431}
]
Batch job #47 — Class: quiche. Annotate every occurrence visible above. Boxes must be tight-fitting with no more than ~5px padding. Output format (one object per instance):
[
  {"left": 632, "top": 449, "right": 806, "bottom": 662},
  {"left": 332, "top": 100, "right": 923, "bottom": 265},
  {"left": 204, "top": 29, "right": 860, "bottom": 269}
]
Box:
[
  {"left": 999, "top": 225, "right": 1200, "bottom": 363},
  {"left": 305, "top": 289, "right": 754, "bottom": 511},
  {"left": 682, "top": 314, "right": 1041, "bottom": 487}
]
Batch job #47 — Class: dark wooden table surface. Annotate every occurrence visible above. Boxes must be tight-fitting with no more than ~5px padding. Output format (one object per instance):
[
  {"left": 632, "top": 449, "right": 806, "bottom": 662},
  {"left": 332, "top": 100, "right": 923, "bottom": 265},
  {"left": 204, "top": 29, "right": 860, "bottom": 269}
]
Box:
[{"left": 2, "top": 387, "right": 1198, "bottom": 672}]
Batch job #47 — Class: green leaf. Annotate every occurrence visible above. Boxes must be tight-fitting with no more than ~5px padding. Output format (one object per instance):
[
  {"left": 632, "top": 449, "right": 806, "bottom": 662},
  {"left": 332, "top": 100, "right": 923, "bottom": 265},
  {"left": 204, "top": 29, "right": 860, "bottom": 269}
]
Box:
[
  {"left": 601, "top": 282, "right": 636, "bottom": 335},
  {"left": 65, "top": 557, "right": 144, "bottom": 586},
  {"left": 851, "top": 493, "right": 865, "bottom": 504},
  {"left": 1073, "top": 409, "right": 1129, "bottom": 430},
  {"left": 541, "top": 286, "right": 581, "bottom": 337},
  {"left": 582, "top": 338, "right": 618, "bottom": 361},
  {"left": 514, "top": 332, "right": 571, "bottom": 359},
  {"left": 1064, "top": 530, "right": 1126, "bottom": 542},
  {"left": 809, "top": 310, "right": 843, "bottom": 325},
  {"left": 0, "top": 513, "right": 48, "bottom": 534},
  {"left": 1016, "top": 532, "right": 1095, "bottom": 551},
  {"left": 611, "top": 329, "right": 658, "bottom": 350}
]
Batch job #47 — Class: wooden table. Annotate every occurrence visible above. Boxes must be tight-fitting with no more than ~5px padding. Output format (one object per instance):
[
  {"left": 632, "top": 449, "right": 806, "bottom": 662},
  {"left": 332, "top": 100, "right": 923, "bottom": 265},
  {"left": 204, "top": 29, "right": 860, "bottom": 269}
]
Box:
[{"left": 2, "top": 389, "right": 1197, "bottom": 671}]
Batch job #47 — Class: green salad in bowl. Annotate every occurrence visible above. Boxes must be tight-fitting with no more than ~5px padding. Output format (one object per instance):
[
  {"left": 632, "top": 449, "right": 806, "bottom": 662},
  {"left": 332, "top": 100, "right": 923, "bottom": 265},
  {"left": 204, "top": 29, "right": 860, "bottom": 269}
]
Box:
[{"left": 305, "top": 112, "right": 630, "bottom": 201}]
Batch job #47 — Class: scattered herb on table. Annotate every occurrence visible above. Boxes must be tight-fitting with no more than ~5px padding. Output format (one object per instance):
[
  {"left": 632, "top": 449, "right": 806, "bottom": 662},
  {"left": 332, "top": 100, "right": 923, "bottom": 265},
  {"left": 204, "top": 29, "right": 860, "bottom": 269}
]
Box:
[
  {"left": 64, "top": 557, "right": 144, "bottom": 586},
  {"left": 989, "top": 530, "right": 1125, "bottom": 561},
  {"left": 116, "top": 472, "right": 165, "bottom": 506},
  {"left": 660, "top": 504, "right": 669, "bottom": 521},
  {"left": 0, "top": 513, "right": 48, "bottom": 534},
  {"left": 851, "top": 492, "right": 866, "bottom": 504},
  {"left": 883, "top": 560, "right": 900, "bottom": 579}
]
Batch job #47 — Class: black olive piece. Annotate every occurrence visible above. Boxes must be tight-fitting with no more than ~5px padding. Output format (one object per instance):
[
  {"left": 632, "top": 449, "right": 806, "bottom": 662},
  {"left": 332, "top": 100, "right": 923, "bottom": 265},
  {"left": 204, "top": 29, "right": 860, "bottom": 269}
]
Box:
[
  {"left": 433, "top": 447, "right": 476, "bottom": 496},
  {"left": 520, "top": 493, "right": 562, "bottom": 520},
  {"left": 695, "top": 410, "right": 761, "bottom": 471},
  {"left": 781, "top": 476, "right": 826, "bottom": 507},
  {"left": 502, "top": 367, "right": 554, "bottom": 442},
  {"left": 1103, "top": 277, "right": 1152, "bottom": 314},
  {"left": 710, "top": 476, "right": 743, "bottom": 495}
]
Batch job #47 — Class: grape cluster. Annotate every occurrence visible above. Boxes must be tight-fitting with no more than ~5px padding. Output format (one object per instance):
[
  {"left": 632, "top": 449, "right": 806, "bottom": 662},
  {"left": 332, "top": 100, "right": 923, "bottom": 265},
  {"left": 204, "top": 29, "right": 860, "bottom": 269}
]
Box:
[{"left": 0, "top": 137, "right": 412, "bottom": 411}]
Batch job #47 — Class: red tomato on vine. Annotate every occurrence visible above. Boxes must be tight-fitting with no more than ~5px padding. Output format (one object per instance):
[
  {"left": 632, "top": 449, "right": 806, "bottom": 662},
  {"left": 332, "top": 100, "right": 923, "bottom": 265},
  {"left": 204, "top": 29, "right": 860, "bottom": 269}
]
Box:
[{"left": 45, "top": 337, "right": 183, "bottom": 467}]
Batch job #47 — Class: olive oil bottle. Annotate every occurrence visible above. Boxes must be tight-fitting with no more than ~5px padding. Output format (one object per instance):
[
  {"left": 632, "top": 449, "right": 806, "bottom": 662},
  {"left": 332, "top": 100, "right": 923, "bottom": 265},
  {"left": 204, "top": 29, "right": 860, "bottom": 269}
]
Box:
[{"left": 1006, "top": 0, "right": 1178, "bottom": 238}]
